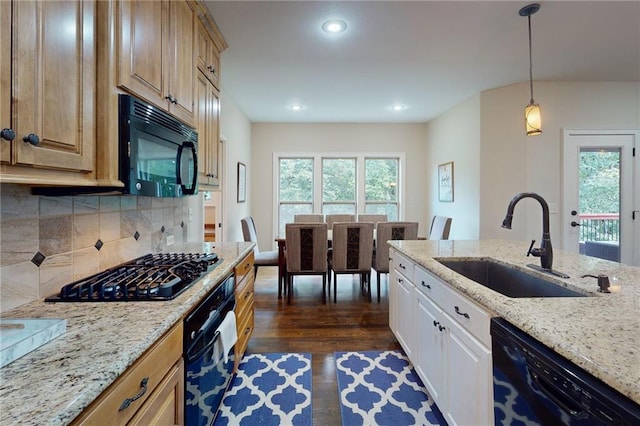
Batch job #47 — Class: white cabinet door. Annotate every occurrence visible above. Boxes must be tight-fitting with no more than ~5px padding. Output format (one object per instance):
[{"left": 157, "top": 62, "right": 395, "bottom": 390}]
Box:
[
  {"left": 443, "top": 316, "right": 492, "bottom": 426},
  {"left": 394, "top": 273, "right": 416, "bottom": 358},
  {"left": 416, "top": 289, "right": 445, "bottom": 403}
]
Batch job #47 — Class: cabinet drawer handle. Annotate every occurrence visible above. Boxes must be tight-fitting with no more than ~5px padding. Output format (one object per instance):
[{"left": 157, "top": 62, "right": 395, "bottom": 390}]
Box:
[
  {"left": 119, "top": 377, "right": 149, "bottom": 411},
  {"left": 421, "top": 281, "right": 431, "bottom": 289},
  {"left": 1, "top": 128, "right": 15, "bottom": 141},
  {"left": 438, "top": 325, "right": 446, "bottom": 332},
  {"left": 23, "top": 133, "right": 40, "bottom": 146},
  {"left": 398, "top": 278, "right": 403, "bottom": 283},
  {"left": 433, "top": 320, "right": 439, "bottom": 327},
  {"left": 454, "top": 306, "right": 470, "bottom": 319},
  {"left": 245, "top": 291, "right": 251, "bottom": 298},
  {"left": 399, "top": 263, "right": 406, "bottom": 270}
]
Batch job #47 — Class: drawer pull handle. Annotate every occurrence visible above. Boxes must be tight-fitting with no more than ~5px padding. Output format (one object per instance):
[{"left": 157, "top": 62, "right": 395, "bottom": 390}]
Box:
[
  {"left": 398, "top": 278, "right": 403, "bottom": 283},
  {"left": 119, "top": 377, "right": 149, "bottom": 411},
  {"left": 438, "top": 325, "right": 446, "bottom": 332},
  {"left": 433, "top": 320, "right": 439, "bottom": 327},
  {"left": 245, "top": 291, "right": 251, "bottom": 298},
  {"left": 399, "top": 263, "right": 406, "bottom": 269},
  {"left": 421, "top": 281, "right": 431, "bottom": 289},
  {"left": 454, "top": 306, "right": 470, "bottom": 319}
]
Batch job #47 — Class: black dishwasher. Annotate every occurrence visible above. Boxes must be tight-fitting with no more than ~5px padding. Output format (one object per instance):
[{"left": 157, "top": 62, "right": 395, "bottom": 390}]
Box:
[{"left": 491, "top": 318, "right": 640, "bottom": 425}]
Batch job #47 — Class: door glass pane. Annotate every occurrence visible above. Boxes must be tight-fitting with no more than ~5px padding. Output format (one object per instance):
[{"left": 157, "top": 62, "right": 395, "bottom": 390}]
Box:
[{"left": 578, "top": 148, "right": 620, "bottom": 262}]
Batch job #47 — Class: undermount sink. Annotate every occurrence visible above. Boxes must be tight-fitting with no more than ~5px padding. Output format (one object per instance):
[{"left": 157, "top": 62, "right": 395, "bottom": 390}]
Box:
[{"left": 435, "top": 258, "right": 588, "bottom": 298}]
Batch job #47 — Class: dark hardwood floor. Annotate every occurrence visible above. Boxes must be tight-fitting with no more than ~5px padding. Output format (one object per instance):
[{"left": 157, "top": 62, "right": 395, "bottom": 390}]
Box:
[{"left": 245, "top": 267, "right": 401, "bottom": 426}]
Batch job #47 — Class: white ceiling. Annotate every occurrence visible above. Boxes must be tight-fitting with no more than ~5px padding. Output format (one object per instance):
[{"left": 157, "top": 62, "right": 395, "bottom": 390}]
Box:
[{"left": 204, "top": 1, "right": 640, "bottom": 123}]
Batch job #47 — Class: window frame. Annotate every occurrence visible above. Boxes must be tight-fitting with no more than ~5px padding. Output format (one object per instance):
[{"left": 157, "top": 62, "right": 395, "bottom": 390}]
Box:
[{"left": 273, "top": 152, "right": 405, "bottom": 237}]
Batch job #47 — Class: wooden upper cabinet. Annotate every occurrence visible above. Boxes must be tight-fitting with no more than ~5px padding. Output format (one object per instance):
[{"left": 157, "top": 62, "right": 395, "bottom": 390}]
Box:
[
  {"left": 118, "top": 0, "right": 195, "bottom": 126},
  {"left": 196, "top": 71, "right": 220, "bottom": 188},
  {"left": 7, "top": 0, "right": 95, "bottom": 174},
  {"left": 1, "top": 1, "right": 11, "bottom": 164},
  {"left": 196, "top": 20, "right": 221, "bottom": 90}
]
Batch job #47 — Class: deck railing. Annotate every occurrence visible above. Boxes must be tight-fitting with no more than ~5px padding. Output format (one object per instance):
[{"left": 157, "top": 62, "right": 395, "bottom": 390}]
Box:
[{"left": 578, "top": 213, "right": 619, "bottom": 242}]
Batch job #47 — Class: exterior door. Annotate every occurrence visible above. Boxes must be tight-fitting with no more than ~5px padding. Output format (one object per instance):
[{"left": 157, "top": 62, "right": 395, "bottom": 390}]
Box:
[{"left": 562, "top": 130, "right": 639, "bottom": 266}]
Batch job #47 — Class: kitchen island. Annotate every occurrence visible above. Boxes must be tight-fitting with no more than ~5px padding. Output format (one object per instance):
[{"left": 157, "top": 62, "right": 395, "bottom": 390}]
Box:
[
  {"left": 0, "top": 242, "right": 254, "bottom": 426},
  {"left": 389, "top": 239, "right": 640, "bottom": 406}
]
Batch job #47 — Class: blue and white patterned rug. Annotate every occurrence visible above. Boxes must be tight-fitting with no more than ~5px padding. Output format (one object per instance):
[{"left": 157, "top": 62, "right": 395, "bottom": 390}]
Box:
[
  {"left": 213, "top": 352, "right": 312, "bottom": 426},
  {"left": 335, "top": 350, "right": 447, "bottom": 426}
]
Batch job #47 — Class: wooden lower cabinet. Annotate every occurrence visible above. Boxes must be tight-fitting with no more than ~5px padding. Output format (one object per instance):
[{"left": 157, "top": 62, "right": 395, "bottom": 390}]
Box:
[
  {"left": 234, "top": 252, "right": 255, "bottom": 369},
  {"left": 72, "top": 323, "right": 184, "bottom": 426}
]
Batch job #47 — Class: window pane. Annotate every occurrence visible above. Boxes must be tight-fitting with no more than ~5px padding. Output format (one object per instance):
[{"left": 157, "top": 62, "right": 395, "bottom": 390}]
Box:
[
  {"left": 365, "top": 158, "right": 398, "bottom": 202},
  {"left": 323, "top": 203, "right": 356, "bottom": 215},
  {"left": 280, "top": 158, "right": 313, "bottom": 202},
  {"left": 365, "top": 203, "right": 398, "bottom": 221},
  {"left": 322, "top": 158, "right": 356, "bottom": 202},
  {"left": 279, "top": 204, "right": 313, "bottom": 235}
]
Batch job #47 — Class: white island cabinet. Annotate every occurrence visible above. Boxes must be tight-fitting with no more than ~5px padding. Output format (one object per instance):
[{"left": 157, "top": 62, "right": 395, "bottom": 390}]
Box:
[{"left": 389, "top": 248, "right": 493, "bottom": 426}]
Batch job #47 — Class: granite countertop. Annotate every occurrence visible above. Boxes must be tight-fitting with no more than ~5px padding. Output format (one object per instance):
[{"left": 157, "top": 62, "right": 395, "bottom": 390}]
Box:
[
  {"left": 389, "top": 239, "right": 640, "bottom": 405},
  {"left": 0, "top": 242, "right": 254, "bottom": 426}
]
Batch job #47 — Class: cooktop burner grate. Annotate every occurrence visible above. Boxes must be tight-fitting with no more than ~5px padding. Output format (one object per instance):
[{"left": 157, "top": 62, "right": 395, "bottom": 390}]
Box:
[{"left": 45, "top": 253, "right": 221, "bottom": 302}]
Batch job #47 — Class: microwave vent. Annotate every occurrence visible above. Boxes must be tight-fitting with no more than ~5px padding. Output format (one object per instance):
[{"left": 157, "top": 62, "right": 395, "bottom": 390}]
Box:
[{"left": 130, "top": 98, "right": 196, "bottom": 140}]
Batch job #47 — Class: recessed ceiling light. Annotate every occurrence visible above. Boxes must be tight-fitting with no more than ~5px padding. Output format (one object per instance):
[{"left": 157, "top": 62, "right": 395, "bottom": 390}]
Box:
[
  {"left": 289, "top": 104, "right": 304, "bottom": 111},
  {"left": 321, "top": 19, "right": 347, "bottom": 34},
  {"left": 390, "top": 104, "right": 407, "bottom": 111}
]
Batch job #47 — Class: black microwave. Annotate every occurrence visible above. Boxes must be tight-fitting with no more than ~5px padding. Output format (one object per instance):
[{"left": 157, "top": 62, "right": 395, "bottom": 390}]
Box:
[{"left": 119, "top": 95, "right": 198, "bottom": 197}]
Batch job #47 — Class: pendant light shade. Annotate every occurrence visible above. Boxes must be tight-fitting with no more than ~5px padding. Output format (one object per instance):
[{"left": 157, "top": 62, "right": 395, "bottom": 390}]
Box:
[{"left": 520, "top": 3, "right": 542, "bottom": 136}]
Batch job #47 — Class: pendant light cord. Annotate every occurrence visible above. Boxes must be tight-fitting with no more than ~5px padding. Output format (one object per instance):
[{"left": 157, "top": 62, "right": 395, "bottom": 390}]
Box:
[{"left": 528, "top": 15, "right": 535, "bottom": 104}]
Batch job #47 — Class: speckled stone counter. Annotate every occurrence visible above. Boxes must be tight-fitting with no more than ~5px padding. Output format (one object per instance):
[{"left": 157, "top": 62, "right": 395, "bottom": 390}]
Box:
[
  {"left": 389, "top": 239, "right": 640, "bottom": 405},
  {"left": 0, "top": 242, "right": 254, "bottom": 426}
]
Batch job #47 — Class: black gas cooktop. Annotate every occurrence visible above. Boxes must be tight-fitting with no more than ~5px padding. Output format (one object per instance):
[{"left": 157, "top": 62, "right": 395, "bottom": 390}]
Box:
[{"left": 45, "top": 253, "right": 222, "bottom": 302}]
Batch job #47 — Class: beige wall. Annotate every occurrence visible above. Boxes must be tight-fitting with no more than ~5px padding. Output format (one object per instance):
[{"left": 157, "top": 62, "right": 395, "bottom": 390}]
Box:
[
  {"left": 423, "top": 81, "right": 639, "bottom": 245},
  {"left": 219, "top": 91, "right": 253, "bottom": 243},
  {"left": 250, "top": 123, "right": 428, "bottom": 251},
  {"left": 425, "top": 94, "right": 481, "bottom": 239}
]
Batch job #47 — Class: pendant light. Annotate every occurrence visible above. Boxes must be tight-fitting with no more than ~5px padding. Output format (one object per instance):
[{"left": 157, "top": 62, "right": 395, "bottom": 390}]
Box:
[{"left": 520, "top": 3, "right": 542, "bottom": 136}]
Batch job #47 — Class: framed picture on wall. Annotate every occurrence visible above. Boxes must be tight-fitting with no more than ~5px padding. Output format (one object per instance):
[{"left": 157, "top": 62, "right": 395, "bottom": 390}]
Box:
[
  {"left": 237, "top": 162, "right": 246, "bottom": 203},
  {"left": 438, "top": 161, "right": 454, "bottom": 202}
]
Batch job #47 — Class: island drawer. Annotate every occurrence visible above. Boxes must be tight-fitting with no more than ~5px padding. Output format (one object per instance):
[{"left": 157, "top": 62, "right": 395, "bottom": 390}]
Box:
[
  {"left": 393, "top": 251, "right": 415, "bottom": 282},
  {"left": 438, "top": 283, "right": 491, "bottom": 347}
]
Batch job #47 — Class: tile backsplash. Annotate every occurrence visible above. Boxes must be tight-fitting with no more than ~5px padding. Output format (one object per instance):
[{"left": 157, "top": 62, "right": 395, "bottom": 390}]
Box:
[{"left": 0, "top": 184, "right": 197, "bottom": 312}]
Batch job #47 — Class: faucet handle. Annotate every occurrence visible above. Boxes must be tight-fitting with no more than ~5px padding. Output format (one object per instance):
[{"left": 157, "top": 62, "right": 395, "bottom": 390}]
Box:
[
  {"left": 581, "top": 274, "right": 611, "bottom": 293},
  {"left": 526, "top": 239, "right": 536, "bottom": 257}
]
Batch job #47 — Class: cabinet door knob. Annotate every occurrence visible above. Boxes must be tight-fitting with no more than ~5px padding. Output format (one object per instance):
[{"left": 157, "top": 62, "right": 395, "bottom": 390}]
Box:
[
  {"left": 23, "top": 133, "right": 40, "bottom": 146},
  {"left": 1, "top": 128, "right": 15, "bottom": 141},
  {"left": 438, "top": 325, "right": 446, "bottom": 332},
  {"left": 433, "top": 320, "right": 440, "bottom": 327}
]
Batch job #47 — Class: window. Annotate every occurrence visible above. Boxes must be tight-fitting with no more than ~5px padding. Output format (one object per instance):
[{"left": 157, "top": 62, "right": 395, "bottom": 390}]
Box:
[{"left": 276, "top": 154, "right": 402, "bottom": 234}]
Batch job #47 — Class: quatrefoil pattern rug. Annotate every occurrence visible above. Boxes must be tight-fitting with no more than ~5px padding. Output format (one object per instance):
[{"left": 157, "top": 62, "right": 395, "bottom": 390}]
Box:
[
  {"left": 214, "top": 352, "right": 312, "bottom": 426},
  {"left": 335, "top": 350, "right": 446, "bottom": 426}
]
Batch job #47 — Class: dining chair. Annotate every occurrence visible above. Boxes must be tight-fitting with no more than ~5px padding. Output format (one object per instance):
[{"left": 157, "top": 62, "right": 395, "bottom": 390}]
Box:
[
  {"left": 372, "top": 221, "right": 419, "bottom": 302},
  {"left": 429, "top": 215, "right": 452, "bottom": 240},
  {"left": 241, "top": 216, "right": 279, "bottom": 279},
  {"left": 325, "top": 214, "right": 356, "bottom": 230},
  {"left": 294, "top": 214, "right": 324, "bottom": 223},
  {"left": 357, "top": 214, "right": 388, "bottom": 224},
  {"left": 285, "top": 223, "right": 329, "bottom": 304},
  {"left": 329, "top": 222, "right": 374, "bottom": 302}
]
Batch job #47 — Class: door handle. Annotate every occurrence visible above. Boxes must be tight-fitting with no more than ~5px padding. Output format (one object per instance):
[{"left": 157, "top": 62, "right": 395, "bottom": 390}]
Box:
[{"left": 570, "top": 221, "right": 581, "bottom": 227}]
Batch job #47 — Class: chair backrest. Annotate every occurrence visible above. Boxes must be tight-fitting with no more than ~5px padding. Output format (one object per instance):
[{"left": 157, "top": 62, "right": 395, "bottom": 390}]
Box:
[
  {"left": 357, "top": 214, "right": 388, "bottom": 224},
  {"left": 294, "top": 214, "right": 324, "bottom": 223},
  {"left": 285, "top": 223, "right": 328, "bottom": 273},
  {"left": 331, "top": 222, "right": 374, "bottom": 273},
  {"left": 374, "top": 222, "right": 419, "bottom": 273},
  {"left": 241, "top": 216, "right": 261, "bottom": 255},
  {"left": 325, "top": 214, "right": 356, "bottom": 230},
  {"left": 429, "top": 216, "right": 452, "bottom": 240}
]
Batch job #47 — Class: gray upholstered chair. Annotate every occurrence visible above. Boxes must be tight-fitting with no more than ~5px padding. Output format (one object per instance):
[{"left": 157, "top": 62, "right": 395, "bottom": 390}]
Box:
[
  {"left": 241, "top": 216, "right": 279, "bottom": 278},
  {"left": 372, "top": 221, "right": 419, "bottom": 302},
  {"left": 285, "top": 223, "right": 329, "bottom": 304},
  {"left": 294, "top": 214, "right": 324, "bottom": 223},
  {"left": 325, "top": 214, "right": 356, "bottom": 230},
  {"left": 429, "top": 215, "right": 452, "bottom": 240},
  {"left": 329, "top": 222, "right": 374, "bottom": 302},
  {"left": 357, "top": 214, "right": 388, "bottom": 224}
]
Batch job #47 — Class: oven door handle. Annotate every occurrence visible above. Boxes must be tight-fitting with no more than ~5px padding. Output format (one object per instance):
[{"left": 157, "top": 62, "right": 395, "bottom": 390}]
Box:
[{"left": 186, "top": 329, "right": 221, "bottom": 364}]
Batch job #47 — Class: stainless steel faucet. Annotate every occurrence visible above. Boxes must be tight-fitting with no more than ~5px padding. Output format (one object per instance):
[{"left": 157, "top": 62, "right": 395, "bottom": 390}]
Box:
[{"left": 501, "top": 192, "right": 553, "bottom": 270}]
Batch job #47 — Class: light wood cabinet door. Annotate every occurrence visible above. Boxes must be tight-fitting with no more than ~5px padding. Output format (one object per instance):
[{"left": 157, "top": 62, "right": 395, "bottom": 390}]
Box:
[
  {"left": 0, "top": 1, "right": 11, "bottom": 164},
  {"left": 196, "top": 71, "right": 220, "bottom": 188},
  {"left": 11, "top": 0, "right": 95, "bottom": 172},
  {"left": 168, "top": 0, "right": 195, "bottom": 124},
  {"left": 129, "top": 359, "right": 185, "bottom": 426},
  {"left": 196, "top": 20, "right": 221, "bottom": 89},
  {"left": 118, "top": 0, "right": 194, "bottom": 126}
]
